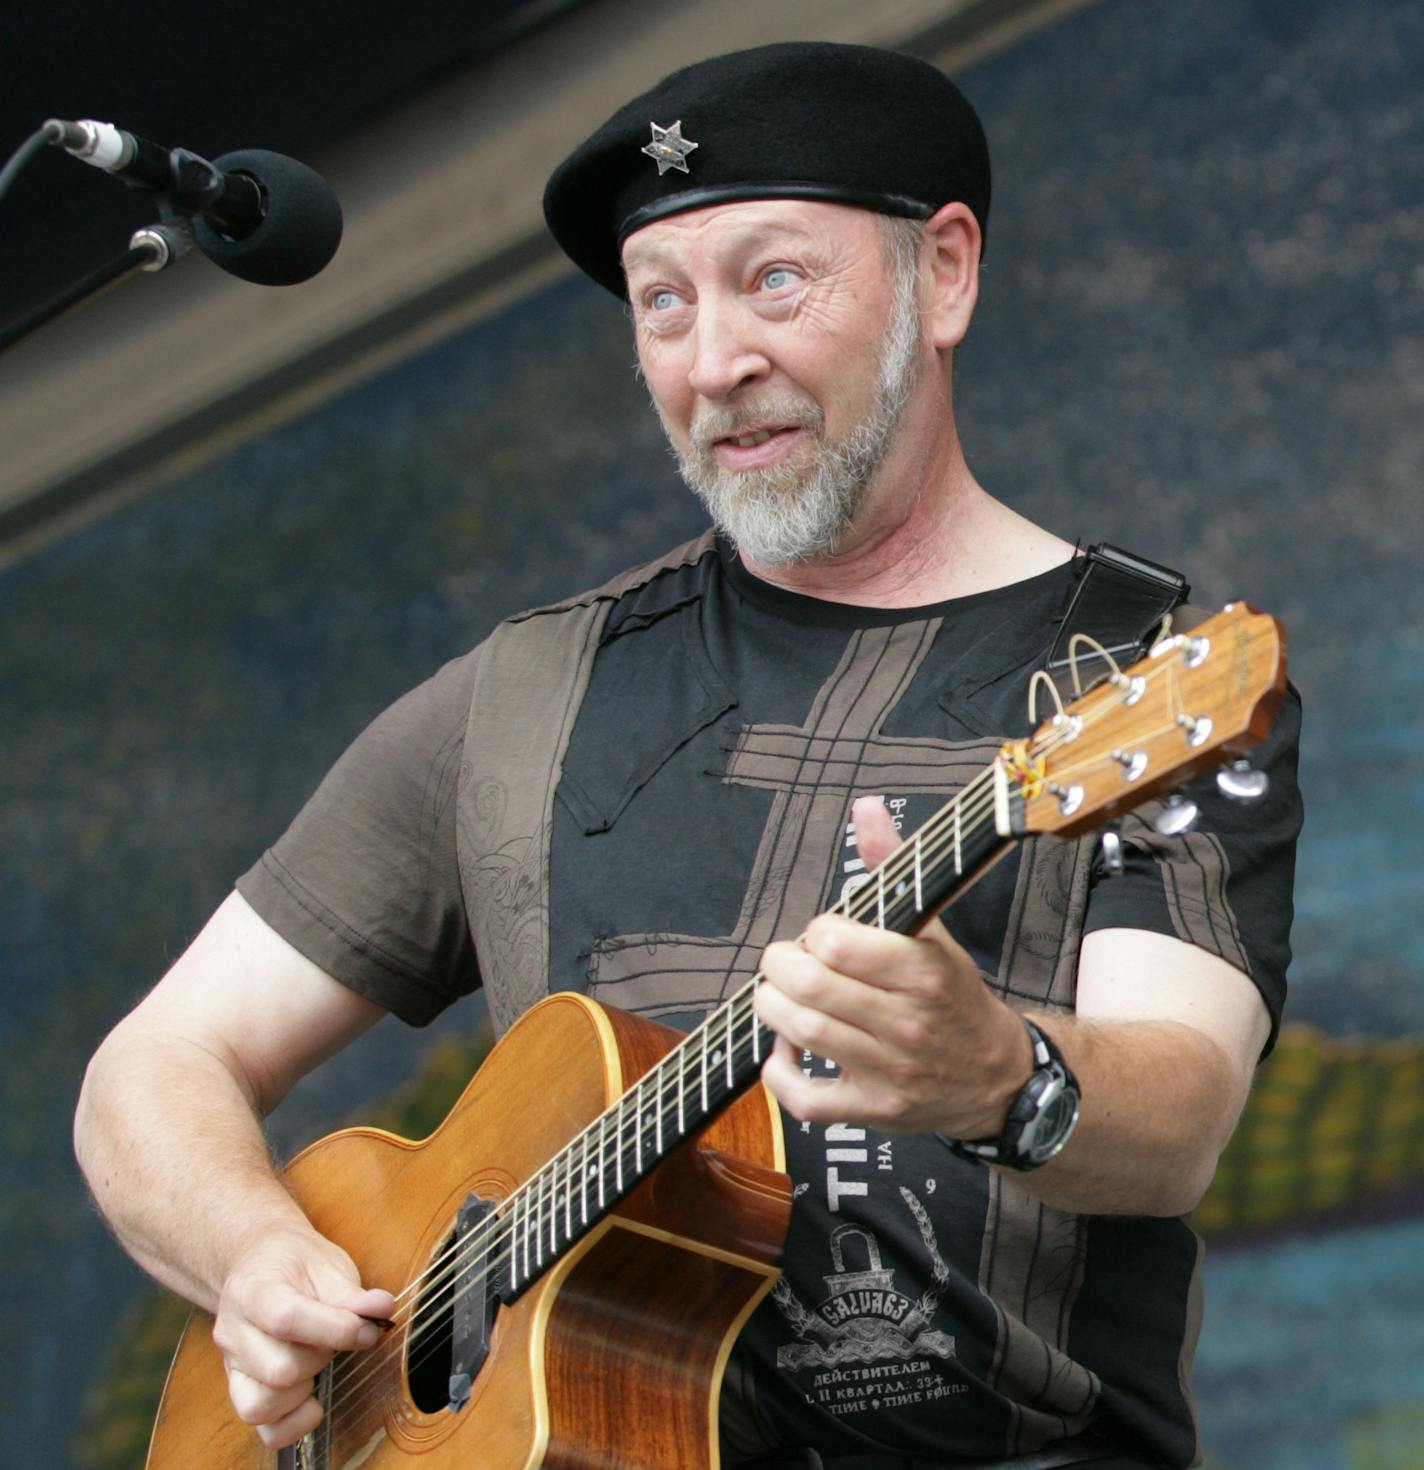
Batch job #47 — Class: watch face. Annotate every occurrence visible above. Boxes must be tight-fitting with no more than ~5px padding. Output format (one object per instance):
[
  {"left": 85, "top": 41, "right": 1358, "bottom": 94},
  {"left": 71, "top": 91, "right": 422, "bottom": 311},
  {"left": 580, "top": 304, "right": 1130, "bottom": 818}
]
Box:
[
  {"left": 947, "top": 1021, "right": 1081, "bottom": 1170},
  {"left": 1022, "top": 1073, "right": 1081, "bottom": 1164}
]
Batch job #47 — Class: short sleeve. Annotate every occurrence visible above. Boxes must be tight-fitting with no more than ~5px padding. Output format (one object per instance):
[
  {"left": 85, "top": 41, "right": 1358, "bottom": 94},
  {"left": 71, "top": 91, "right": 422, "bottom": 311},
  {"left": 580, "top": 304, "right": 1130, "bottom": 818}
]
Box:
[
  {"left": 236, "top": 651, "right": 482, "bottom": 1026},
  {"left": 1082, "top": 682, "right": 1303, "bottom": 1052}
]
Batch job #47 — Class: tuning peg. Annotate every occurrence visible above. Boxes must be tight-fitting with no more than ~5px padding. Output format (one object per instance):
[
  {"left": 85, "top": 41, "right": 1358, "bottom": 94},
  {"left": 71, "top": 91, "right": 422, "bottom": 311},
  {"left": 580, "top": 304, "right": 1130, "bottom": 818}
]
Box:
[
  {"left": 1216, "top": 759, "right": 1269, "bottom": 803},
  {"left": 1099, "top": 827, "right": 1125, "bottom": 876},
  {"left": 1153, "top": 795, "right": 1199, "bottom": 837}
]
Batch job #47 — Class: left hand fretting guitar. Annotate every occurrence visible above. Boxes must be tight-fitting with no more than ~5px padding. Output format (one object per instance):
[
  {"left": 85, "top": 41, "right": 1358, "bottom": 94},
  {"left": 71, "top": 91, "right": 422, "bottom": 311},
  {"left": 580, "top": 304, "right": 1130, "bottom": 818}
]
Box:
[{"left": 145, "top": 601, "right": 1286, "bottom": 1470}]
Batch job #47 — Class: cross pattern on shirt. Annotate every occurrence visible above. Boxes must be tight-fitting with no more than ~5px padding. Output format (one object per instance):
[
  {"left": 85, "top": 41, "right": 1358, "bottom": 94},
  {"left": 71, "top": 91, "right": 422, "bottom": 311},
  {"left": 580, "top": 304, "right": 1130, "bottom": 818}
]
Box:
[{"left": 586, "top": 618, "right": 1000, "bottom": 1021}]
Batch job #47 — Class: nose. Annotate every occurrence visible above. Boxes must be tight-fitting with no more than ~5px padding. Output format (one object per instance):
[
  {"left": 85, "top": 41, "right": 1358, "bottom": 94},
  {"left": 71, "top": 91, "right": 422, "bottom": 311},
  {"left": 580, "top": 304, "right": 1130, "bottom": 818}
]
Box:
[{"left": 686, "top": 298, "right": 770, "bottom": 401}]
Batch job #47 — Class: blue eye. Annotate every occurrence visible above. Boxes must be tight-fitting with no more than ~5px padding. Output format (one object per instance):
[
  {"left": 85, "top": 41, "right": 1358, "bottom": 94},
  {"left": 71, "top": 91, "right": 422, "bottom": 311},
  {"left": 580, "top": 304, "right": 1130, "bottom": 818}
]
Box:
[
  {"left": 648, "top": 289, "right": 678, "bottom": 312},
  {"left": 762, "top": 267, "right": 798, "bottom": 291}
]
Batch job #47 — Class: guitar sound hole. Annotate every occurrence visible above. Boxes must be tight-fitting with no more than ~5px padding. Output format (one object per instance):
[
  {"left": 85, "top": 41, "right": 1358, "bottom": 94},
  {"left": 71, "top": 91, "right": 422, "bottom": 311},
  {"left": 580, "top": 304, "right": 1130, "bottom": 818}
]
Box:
[
  {"left": 407, "top": 1194, "right": 501, "bottom": 1414},
  {"left": 406, "top": 1229, "right": 457, "bottom": 1413}
]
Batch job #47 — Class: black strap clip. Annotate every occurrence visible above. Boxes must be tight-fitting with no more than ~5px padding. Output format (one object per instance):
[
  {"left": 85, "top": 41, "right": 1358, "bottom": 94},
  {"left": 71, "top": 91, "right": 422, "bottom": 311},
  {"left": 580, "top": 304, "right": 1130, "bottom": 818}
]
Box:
[{"left": 1044, "top": 542, "right": 1189, "bottom": 697}]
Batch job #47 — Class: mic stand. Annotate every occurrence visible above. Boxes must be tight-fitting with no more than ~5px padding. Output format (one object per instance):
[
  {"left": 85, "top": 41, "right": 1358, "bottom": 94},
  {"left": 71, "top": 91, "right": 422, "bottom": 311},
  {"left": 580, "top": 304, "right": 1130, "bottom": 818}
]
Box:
[{"left": 0, "top": 203, "right": 195, "bottom": 356}]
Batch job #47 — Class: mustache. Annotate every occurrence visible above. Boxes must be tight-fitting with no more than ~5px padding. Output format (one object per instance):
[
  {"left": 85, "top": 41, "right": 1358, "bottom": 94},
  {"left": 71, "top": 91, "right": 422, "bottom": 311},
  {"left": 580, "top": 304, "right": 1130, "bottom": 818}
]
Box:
[{"left": 690, "top": 394, "right": 823, "bottom": 452}]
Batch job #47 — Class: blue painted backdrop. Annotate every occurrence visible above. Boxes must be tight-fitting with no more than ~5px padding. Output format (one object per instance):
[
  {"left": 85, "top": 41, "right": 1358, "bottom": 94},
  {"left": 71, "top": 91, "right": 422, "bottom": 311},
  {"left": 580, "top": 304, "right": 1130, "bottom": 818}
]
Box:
[{"left": 4, "top": 0, "right": 1421, "bottom": 1464}]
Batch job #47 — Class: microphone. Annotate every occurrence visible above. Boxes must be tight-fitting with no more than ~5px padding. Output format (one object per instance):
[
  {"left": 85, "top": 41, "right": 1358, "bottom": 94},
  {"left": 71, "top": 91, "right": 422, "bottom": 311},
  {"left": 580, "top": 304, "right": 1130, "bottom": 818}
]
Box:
[{"left": 49, "top": 119, "right": 342, "bottom": 285}]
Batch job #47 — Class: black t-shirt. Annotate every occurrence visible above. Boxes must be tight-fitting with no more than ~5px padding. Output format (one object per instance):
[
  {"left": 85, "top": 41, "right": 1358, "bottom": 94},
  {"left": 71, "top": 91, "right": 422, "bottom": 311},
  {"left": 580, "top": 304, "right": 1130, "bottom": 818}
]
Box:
[{"left": 239, "top": 536, "right": 1302, "bottom": 1466}]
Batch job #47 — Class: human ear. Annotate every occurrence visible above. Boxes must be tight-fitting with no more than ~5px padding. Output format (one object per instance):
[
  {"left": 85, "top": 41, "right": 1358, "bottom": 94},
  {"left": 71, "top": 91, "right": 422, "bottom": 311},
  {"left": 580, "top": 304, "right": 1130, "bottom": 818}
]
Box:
[{"left": 922, "top": 201, "right": 982, "bottom": 351}]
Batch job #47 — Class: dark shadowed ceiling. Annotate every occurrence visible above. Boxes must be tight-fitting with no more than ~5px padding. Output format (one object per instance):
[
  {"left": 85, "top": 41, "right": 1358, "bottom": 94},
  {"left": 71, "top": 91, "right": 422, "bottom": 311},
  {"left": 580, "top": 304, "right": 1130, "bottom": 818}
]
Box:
[{"left": 0, "top": 0, "right": 591, "bottom": 329}]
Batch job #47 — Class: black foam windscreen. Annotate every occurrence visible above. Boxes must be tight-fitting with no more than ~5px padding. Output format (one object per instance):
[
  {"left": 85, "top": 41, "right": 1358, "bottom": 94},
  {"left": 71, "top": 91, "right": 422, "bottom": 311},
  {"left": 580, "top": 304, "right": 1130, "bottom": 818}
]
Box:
[{"left": 194, "top": 149, "right": 342, "bottom": 286}]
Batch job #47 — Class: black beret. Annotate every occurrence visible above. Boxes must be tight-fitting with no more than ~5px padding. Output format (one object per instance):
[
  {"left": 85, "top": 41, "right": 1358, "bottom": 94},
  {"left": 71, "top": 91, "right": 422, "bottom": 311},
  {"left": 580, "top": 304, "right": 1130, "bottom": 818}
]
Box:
[{"left": 543, "top": 41, "right": 991, "bottom": 297}]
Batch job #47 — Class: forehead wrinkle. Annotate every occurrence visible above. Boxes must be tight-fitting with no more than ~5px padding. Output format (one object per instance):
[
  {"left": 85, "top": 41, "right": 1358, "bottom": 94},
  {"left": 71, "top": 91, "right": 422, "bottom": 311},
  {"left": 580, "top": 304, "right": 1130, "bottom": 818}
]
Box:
[{"left": 623, "top": 216, "right": 823, "bottom": 279}]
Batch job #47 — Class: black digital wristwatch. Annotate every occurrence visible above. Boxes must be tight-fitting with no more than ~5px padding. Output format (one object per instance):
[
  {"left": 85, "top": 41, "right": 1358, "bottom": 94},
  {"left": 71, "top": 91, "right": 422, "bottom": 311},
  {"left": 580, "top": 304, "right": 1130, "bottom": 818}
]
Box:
[{"left": 943, "top": 1018, "right": 1081, "bottom": 1171}]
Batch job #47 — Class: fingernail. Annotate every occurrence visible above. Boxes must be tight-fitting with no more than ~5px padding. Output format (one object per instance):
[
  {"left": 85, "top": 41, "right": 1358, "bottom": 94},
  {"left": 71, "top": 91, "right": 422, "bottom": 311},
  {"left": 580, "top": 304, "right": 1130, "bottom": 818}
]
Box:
[{"left": 356, "top": 1323, "right": 380, "bottom": 1349}]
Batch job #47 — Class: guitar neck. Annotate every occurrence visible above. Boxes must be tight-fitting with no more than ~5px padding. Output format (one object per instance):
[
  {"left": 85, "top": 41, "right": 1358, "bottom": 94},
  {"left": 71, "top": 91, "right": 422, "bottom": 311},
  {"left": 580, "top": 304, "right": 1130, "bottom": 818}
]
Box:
[{"left": 502, "top": 770, "right": 1010, "bottom": 1298}]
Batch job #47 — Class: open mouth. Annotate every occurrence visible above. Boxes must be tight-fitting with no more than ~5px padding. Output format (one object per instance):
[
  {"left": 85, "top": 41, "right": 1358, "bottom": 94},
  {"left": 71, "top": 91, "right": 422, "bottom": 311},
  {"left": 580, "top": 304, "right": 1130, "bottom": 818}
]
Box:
[
  {"left": 708, "top": 426, "right": 802, "bottom": 469},
  {"left": 712, "top": 424, "right": 800, "bottom": 453}
]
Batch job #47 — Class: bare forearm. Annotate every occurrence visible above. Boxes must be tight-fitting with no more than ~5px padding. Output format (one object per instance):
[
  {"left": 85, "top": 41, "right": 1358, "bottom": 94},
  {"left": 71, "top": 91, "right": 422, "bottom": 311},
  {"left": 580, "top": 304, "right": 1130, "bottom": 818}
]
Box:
[
  {"left": 74, "top": 1027, "right": 314, "bottom": 1312},
  {"left": 1015, "top": 1015, "right": 1247, "bottom": 1217}
]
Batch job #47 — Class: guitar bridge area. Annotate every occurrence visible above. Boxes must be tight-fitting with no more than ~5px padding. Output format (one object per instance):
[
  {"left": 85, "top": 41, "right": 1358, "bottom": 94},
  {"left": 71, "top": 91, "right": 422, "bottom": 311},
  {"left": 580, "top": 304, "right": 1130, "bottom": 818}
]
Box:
[{"left": 277, "top": 1382, "right": 329, "bottom": 1470}]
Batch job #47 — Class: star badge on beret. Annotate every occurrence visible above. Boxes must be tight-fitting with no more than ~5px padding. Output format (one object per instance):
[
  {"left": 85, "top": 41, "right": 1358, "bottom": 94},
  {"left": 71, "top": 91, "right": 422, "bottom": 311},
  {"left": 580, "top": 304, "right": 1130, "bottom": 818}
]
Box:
[{"left": 641, "top": 120, "right": 699, "bottom": 176}]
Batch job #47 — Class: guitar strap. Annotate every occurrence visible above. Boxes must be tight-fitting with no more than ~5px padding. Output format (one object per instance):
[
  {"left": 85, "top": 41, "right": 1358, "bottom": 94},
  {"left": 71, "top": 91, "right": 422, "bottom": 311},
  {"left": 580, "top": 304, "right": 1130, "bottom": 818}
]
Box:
[
  {"left": 456, "top": 535, "right": 1190, "bottom": 1039},
  {"left": 1043, "top": 541, "right": 1191, "bottom": 696}
]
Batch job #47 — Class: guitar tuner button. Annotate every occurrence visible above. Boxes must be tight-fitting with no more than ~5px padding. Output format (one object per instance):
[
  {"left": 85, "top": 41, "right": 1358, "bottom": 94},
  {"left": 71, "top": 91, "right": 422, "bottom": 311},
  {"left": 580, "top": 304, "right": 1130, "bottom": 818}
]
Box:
[
  {"left": 1217, "top": 761, "right": 1270, "bottom": 802},
  {"left": 1050, "top": 783, "right": 1085, "bottom": 816},
  {"left": 1099, "top": 828, "right": 1125, "bottom": 876},
  {"left": 1111, "top": 748, "right": 1149, "bottom": 781},
  {"left": 1176, "top": 714, "right": 1214, "bottom": 748},
  {"left": 1153, "top": 796, "right": 1200, "bottom": 837},
  {"left": 1183, "top": 636, "right": 1211, "bottom": 668}
]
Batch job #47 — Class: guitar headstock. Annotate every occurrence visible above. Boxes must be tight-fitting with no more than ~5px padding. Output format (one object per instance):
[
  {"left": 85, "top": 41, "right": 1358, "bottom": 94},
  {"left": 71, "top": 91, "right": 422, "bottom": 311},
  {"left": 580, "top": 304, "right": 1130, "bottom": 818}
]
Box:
[{"left": 1009, "top": 602, "right": 1286, "bottom": 838}]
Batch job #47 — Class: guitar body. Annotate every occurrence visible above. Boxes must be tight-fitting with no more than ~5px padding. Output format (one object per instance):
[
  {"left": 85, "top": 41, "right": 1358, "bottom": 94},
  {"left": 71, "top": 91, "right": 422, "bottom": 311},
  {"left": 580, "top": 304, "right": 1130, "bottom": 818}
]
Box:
[{"left": 145, "top": 992, "right": 792, "bottom": 1470}]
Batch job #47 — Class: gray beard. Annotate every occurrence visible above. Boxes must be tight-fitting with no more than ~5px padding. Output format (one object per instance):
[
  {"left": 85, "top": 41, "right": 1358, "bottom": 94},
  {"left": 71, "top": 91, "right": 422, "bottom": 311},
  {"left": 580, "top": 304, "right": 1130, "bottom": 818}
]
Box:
[{"left": 661, "top": 264, "right": 925, "bottom": 567}]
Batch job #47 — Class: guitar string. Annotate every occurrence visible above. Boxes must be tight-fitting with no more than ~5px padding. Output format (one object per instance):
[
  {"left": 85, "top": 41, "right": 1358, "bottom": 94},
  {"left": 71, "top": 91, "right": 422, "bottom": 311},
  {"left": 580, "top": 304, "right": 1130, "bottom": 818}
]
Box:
[
  {"left": 356, "top": 623, "right": 1227, "bottom": 1335},
  {"left": 313, "top": 753, "right": 1014, "bottom": 1423},
  {"left": 313, "top": 628, "right": 1254, "bottom": 1428},
  {"left": 316, "top": 709, "right": 1071, "bottom": 1424},
  {"left": 312, "top": 624, "right": 1274, "bottom": 1431},
  {"left": 313, "top": 625, "right": 1257, "bottom": 1428},
  {"left": 312, "top": 755, "right": 1013, "bottom": 1426}
]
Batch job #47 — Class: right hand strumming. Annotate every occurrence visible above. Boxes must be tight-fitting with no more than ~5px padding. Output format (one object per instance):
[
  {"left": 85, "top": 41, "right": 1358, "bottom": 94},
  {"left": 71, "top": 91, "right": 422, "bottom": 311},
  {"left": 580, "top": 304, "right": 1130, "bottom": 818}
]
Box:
[{"left": 212, "top": 1225, "right": 396, "bottom": 1450}]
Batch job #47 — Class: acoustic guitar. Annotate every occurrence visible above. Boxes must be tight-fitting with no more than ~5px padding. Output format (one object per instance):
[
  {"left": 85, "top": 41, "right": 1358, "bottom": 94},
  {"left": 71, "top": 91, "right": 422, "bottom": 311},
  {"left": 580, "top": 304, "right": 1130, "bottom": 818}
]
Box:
[{"left": 144, "top": 602, "right": 1286, "bottom": 1470}]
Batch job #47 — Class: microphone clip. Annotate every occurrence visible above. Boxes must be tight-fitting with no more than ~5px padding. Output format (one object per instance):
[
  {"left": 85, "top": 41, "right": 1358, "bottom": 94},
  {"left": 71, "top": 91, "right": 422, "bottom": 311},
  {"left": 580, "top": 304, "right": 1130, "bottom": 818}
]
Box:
[
  {"left": 148, "top": 147, "right": 264, "bottom": 240},
  {"left": 58, "top": 120, "right": 266, "bottom": 246},
  {"left": 130, "top": 197, "right": 197, "bottom": 274}
]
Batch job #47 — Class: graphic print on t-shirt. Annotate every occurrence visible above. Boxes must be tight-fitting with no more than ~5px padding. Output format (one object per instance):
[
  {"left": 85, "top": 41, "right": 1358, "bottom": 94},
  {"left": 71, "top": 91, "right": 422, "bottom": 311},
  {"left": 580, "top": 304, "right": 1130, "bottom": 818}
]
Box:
[
  {"left": 768, "top": 794, "right": 970, "bottom": 1423},
  {"left": 775, "top": 1202, "right": 956, "bottom": 1368}
]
